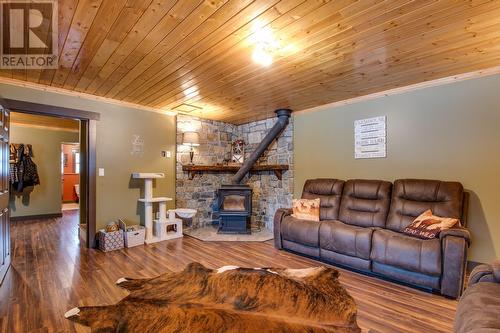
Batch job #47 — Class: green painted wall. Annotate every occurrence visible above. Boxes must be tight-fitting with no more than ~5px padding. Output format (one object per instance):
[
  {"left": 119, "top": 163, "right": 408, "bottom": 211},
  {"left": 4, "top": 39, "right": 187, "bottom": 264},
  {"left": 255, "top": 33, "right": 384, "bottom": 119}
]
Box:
[
  {"left": 294, "top": 74, "right": 500, "bottom": 263},
  {"left": 10, "top": 125, "right": 79, "bottom": 217},
  {"left": 0, "top": 83, "right": 176, "bottom": 230}
]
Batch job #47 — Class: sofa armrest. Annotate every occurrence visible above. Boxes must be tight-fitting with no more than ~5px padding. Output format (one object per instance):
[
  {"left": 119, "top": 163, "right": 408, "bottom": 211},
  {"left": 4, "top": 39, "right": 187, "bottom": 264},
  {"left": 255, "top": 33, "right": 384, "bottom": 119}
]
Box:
[
  {"left": 441, "top": 234, "right": 468, "bottom": 299},
  {"left": 494, "top": 260, "right": 500, "bottom": 281},
  {"left": 274, "top": 208, "right": 292, "bottom": 249},
  {"left": 468, "top": 260, "right": 500, "bottom": 286},
  {"left": 439, "top": 227, "right": 471, "bottom": 246}
]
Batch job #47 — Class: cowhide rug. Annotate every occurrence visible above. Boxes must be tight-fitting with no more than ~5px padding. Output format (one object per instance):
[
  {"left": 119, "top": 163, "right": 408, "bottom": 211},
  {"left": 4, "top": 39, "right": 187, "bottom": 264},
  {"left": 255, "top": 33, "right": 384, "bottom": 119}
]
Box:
[{"left": 65, "top": 262, "right": 360, "bottom": 333}]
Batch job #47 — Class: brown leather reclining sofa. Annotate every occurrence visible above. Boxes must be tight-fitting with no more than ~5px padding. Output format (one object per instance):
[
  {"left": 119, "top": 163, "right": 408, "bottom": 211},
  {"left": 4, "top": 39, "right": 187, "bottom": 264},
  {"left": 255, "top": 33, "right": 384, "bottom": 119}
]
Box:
[{"left": 274, "top": 179, "right": 470, "bottom": 298}]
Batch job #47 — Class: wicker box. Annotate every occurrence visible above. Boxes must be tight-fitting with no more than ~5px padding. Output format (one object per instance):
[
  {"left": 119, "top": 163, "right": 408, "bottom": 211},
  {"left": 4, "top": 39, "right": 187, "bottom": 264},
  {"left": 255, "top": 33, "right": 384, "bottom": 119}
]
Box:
[
  {"left": 119, "top": 220, "right": 145, "bottom": 248},
  {"left": 98, "top": 229, "right": 124, "bottom": 252}
]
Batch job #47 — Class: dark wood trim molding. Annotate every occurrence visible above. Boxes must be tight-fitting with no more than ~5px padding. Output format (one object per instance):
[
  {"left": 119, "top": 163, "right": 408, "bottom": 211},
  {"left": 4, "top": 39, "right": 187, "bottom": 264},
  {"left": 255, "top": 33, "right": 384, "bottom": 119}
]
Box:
[
  {"left": 1, "top": 98, "right": 100, "bottom": 120},
  {"left": 11, "top": 213, "right": 63, "bottom": 222},
  {"left": 87, "top": 120, "right": 97, "bottom": 247},
  {"left": 79, "top": 121, "right": 89, "bottom": 246},
  {"left": 76, "top": 119, "right": 97, "bottom": 247}
]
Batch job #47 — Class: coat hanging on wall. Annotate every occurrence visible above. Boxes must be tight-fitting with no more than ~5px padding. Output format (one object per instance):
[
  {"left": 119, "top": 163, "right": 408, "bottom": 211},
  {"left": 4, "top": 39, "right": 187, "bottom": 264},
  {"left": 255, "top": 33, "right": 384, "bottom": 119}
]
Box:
[{"left": 10, "top": 143, "right": 40, "bottom": 192}]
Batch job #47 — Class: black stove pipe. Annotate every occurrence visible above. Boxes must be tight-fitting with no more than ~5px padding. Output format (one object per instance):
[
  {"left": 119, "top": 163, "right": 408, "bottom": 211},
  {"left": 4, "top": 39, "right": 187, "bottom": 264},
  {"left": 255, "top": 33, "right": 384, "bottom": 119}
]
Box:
[{"left": 231, "top": 108, "right": 292, "bottom": 184}]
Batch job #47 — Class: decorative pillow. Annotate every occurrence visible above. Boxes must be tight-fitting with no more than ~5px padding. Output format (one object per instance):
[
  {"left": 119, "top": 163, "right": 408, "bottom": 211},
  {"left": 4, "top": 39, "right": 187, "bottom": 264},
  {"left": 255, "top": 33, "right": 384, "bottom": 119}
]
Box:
[
  {"left": 403, "top": 209, "right": 460, "bottom": 239},
  {"left": 292, "top": 198, "right": 320, "bottom": 221}
]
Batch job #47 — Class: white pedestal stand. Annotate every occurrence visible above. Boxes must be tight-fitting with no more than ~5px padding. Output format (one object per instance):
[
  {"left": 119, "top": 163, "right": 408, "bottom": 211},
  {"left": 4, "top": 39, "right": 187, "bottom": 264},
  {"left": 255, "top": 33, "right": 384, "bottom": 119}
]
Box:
[{"left": 132, "top": 173, "right": 175, "bottom": 244}]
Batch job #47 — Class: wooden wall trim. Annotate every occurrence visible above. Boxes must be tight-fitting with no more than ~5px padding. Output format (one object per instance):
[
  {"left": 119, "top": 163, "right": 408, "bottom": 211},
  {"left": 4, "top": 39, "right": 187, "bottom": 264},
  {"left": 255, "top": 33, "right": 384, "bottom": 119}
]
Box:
[
  {"left": 0, "top": 77, "right": 176, "bottom": 116},
  {"left": 2, "top": 98, "right": 101, "bottom": 121},
  {"left": 87, "top": 120, "right": 97, "bottom": 247},
  {"left": 79, "top": 121, "right": 89, "bottom": 246},
  {"left": 77, "top": 119, "right": 97, "bottom": 248},
  {"left": 294, "top": 66, "right": 500, "bottom": 117},
  {"left": 11, "top": 213, "right": 63, "bottom": 222}
]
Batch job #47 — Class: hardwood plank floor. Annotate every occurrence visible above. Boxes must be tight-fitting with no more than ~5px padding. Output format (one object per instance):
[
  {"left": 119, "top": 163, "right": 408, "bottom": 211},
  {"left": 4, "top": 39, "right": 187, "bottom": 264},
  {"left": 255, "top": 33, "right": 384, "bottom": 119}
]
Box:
[{"left": 0, "top": 212, "right": 458, "bottom": 333}]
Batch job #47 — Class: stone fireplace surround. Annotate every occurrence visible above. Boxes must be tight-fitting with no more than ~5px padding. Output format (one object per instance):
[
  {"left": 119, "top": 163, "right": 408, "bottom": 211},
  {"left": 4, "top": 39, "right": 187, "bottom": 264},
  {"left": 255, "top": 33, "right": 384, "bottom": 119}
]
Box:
[{"left": 176, "top": 114, "right": 293, "bottom": 231}]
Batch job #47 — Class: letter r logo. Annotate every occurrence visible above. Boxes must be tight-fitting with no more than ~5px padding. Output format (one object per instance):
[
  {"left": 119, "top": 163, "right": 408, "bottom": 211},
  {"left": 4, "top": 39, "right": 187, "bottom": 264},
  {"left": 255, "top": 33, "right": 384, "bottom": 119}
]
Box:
[
  {"left": 1, "top": 1, "right": 54, "bottom": 54},
  {"left": 0, "top": 0, "right": 57, "bottom": 69}
]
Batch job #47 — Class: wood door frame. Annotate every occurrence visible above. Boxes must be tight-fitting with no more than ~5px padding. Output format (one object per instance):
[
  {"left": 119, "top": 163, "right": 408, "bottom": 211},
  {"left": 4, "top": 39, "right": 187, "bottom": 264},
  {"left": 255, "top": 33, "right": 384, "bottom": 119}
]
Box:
[{"left": 1, "top": 98, "right": 99, "bottom": 247}]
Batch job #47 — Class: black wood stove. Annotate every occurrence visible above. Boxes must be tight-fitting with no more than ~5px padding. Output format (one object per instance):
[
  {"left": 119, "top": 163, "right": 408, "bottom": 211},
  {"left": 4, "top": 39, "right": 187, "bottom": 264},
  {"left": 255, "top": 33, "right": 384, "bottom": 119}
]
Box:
[
  {"left": 215, "top": 108, "right": 292, "bottom": 234},
  {"left": 217, "top": 184, "right": 252, "bottom": 234}
]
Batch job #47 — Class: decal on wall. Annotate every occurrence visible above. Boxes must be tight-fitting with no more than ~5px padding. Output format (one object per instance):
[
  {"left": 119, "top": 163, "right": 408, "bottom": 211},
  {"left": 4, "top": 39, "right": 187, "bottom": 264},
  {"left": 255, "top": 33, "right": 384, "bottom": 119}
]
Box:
[
  {"left": 131, "top": 134, "right": 144, "bottom": 155},
  {"left": 354, "top": 116, "right": 386, "bottom": 159}
]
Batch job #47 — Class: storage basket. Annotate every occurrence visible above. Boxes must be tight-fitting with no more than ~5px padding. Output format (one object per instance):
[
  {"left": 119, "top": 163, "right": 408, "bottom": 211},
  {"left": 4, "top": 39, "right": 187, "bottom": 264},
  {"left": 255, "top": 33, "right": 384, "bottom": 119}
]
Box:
[
  {"left": 98, "top": 229, "right": 124, "bottom": 252},
  {"left": 119, "top": 220, "right": 145, "bottom": 248}
]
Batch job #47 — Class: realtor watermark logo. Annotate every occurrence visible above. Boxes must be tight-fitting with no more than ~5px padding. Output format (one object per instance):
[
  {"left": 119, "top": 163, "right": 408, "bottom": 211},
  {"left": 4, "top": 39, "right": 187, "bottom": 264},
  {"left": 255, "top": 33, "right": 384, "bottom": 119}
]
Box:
[{"left": 1, "top": 0, "right": 57, "bottom": 69}]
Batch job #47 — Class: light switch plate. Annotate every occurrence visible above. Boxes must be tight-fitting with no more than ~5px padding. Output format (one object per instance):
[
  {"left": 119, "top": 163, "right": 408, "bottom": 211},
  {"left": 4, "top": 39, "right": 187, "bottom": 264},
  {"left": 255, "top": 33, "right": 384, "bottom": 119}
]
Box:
[
  {"left": 166, "top": 151, "right": 171, "bottom": 158},
  {"left": 161, "top": 151, "right": 172, "bottom": 158},
  {"left": 98, "top": 168, "right": 105, "bottom": 176}
]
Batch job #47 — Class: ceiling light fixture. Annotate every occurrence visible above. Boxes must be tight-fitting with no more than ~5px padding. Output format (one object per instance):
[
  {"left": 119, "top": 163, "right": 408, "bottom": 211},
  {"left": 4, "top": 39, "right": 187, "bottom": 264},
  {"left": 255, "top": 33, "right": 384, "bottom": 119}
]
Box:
[
  {"left": 250, "top": 23, "right": 280, "bottom": 67},
  {"left": 252, "top": 47, "right": 273, "bottom": 67}
]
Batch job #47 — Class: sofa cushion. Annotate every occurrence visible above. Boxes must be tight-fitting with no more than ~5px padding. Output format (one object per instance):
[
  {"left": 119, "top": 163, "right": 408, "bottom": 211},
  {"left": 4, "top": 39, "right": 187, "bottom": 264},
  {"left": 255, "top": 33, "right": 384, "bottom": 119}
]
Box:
[
  {"left": 370, "top": 229, "right": 442, "bottom": 276},
  {"left": 454, "top": 282, "right": 500, "bottom": 333},
  {"left": 282, "top": 240, "right": 320, "bottom": 258},
  {"left": 339, "top": 179, "right": 392, "bottom": 228},
  {"left": 319, "top": 220, "right": 373, "bottom": 260},
  {"left": 403, "top": 209, "right": 460, "bottom": 239},
  {"left": 386, "top": 179, "right": 463, "bottom": 232},
  {"left": 281, "top": 216, "right": 320, "bottom": 247},
  {"left": 292, "top": 198, "right": 320, "bottom": 221},
  {"left": 302, "top": 179, "right": 345, "bottom": 221},
  {"left": 320, "top": 248, "right": 371, "bottom": 271}
]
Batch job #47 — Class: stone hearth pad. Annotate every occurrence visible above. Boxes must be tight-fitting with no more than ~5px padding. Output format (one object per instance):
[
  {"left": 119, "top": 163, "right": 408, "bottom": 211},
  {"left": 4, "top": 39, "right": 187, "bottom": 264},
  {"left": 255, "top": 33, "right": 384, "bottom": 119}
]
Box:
[{"left": 184, "top": 225, "right": 273, "bottom": 242}]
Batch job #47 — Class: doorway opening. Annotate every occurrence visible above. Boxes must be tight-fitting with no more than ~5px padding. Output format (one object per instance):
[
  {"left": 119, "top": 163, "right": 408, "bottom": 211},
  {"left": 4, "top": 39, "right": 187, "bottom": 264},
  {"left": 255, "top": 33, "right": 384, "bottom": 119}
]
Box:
[
  {"left": 61, "top": 143, "right": 81, "bottom": 212},
  {"left": 1, "top": 98, "right": 99, "bottom": 251},
  {"left": 9, "top": 113, "right": 84, "bottom": 241}
]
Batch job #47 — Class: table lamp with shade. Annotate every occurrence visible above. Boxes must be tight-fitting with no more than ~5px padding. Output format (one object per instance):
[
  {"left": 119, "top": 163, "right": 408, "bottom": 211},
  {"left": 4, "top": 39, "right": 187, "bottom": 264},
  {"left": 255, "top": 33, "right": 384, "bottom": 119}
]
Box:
[{"left": 182, "top": 131, "right": 200, "bottom": 165}]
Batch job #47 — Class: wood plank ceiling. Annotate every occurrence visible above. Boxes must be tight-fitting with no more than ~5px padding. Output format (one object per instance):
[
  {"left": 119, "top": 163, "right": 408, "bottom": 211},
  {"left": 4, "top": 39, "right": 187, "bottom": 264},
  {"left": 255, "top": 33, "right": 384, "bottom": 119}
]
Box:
[
  {"left": 2, "top": 0, "right": 500, "bottom": 124},
  {"left": 10, "top": 112, "right": 80, "bottom": 132}
]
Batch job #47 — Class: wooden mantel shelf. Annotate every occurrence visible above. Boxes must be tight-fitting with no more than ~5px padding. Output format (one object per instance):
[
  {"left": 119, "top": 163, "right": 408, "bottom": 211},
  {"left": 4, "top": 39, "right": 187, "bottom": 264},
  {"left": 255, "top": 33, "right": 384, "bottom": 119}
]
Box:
[{"left": 182, "top": 164, "right": 289, "bottom": 180}]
